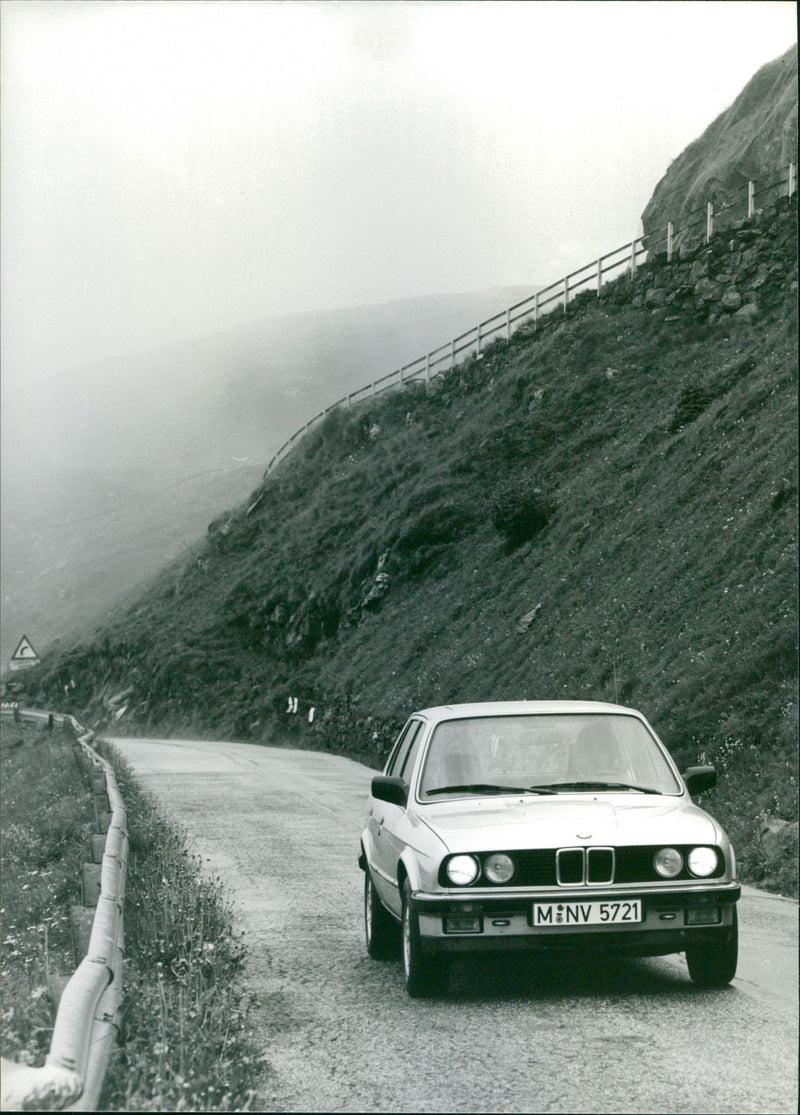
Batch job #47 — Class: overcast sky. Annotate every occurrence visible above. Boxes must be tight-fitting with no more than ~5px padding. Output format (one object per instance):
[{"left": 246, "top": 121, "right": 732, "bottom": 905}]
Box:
[{"left": 1, "top": 0, "right": 796, "bottom": 391}]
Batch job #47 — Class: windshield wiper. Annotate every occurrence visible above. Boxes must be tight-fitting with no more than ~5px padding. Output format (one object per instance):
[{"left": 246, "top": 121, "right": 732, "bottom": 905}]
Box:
[
  {"left": 426, "top": 783, "right": 558, "bottom": 797},
  {"left": 535, "top": 781, "right": 661, "bottom": 795}
]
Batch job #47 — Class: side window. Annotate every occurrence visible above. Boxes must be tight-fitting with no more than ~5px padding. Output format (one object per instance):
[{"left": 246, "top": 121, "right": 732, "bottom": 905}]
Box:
[
  {"left": 386, "top": 720, "right": 422, "bottom": 778},
  {"left": 399, "top": 723, "right": 425, "bottom": 783}
]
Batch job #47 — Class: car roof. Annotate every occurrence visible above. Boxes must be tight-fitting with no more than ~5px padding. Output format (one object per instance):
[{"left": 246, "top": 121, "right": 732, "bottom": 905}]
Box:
[{"left": 411, "top": 700, "right": 644, "bottom": 725}]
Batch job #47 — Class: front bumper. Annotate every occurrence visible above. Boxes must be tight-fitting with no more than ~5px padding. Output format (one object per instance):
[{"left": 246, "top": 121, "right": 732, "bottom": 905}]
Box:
[{"left": 411, "top": 883, "right": 740, "bottom": 956}]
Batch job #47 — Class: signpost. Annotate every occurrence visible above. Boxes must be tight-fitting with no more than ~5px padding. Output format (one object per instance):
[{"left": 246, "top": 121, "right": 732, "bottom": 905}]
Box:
[{"left": 10, "top": 635, "right": 40, "bottom": 672}]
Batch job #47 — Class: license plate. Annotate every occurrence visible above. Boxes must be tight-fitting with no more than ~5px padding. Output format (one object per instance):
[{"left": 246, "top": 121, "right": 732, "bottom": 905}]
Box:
[{"left": 532, "top": 900, "right": 642, "bottom": 926}]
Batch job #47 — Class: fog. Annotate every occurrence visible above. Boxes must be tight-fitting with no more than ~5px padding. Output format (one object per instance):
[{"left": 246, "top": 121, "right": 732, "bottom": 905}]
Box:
[
  {"left": 0, "top": 0, "right": 796, "bottom": 661},
  {"left": 2, "top": 1, "right": 795, "bottom": 390}
]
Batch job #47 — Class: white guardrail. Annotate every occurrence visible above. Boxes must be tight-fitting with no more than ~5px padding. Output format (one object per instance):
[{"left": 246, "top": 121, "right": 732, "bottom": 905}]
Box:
[
  {"left": 0, "top": 707, "right": 126, "bottom": 1113},
  {"left": 260, "top": 162, "right": 796, "bottom": 482}
]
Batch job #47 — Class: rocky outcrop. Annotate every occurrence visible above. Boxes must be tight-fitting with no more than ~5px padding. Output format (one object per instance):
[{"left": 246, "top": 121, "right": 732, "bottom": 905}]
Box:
[
  {"left": 760, "top": 815, "right": 800, "bottom": 865},
  {"left": 608, "top": 191, "right": 797, "bottom": 322},
  {"left": 642, "top": 45, "right": 797, "bottom": 248}
]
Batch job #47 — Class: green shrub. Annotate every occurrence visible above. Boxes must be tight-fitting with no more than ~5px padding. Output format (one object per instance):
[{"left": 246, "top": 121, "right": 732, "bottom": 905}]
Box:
[
  {"left": 670, "top": 383, "right": 713, "bottom": 431},
  {"left": 393, "top": 501, "right": 476, "bottom": 556},
  {"left": 489, "top": 475, "right": 555, "bottom": 549}
]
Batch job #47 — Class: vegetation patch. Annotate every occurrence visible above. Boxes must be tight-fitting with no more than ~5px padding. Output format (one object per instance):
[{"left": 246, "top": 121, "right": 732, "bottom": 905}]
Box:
[
  {"left": 489, "top": 474, "right": 555, "bottom": 550},
  {"left": 669, "top": 382, "right": 714, "bottom": 431},
  {"left": 0, "top": 719, "right": 94, "bottom": 1068}
]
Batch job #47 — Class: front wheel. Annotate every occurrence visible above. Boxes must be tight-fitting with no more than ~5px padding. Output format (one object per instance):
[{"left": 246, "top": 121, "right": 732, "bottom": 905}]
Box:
[
  {"left": 364, "top": 870, "right": 398, "bottom": 959},
  {"left": 401, "top": 880, "right": 448, "bottom": 997},
  {"left": 685, "top": 908, "right": 738, "bottom": 988}
]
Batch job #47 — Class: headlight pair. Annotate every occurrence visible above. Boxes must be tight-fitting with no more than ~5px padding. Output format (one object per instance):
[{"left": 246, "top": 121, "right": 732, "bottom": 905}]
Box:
[
  {"left": 653, "top": 846, "right": 718, "bottom": 878},
  {"left": 446, "top": 852, "right": 515, "bottom": 886}
]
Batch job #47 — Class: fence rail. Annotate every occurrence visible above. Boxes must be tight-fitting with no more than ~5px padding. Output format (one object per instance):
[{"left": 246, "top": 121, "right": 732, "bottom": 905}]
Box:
[
  {"left": 0, "top": 707, "right": 126, "bottom": 1113},
  {"left": 261, "top": 162, "right": 795, "bottom": 481}
]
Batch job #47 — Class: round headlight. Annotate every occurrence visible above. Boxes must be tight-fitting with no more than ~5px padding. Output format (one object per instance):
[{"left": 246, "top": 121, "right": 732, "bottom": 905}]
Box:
[
  {"left": 446, "top": 854, "right": 480, "bottom": 886},
  {"left": 484, "top": 853, "right": 515, "bottom": 885},
  {"left": 687, "top": 846, "right": 718, "bottom": 877},
  {"left": 653, "top": 847, "right": 683, "bottom": 878}
]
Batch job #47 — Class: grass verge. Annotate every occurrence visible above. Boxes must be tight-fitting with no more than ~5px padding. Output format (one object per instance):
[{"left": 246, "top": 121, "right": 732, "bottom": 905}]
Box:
[
  {"left": 0, "top": 718, "right": 94, "bottom": 1066},
  {"left": 95, "top": 740, "right": 263, "bottom": 1111}
]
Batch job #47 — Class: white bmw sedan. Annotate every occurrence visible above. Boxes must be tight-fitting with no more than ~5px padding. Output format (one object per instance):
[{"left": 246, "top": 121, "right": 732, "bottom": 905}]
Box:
[{"left": 359, "top": 701, "right": 740, "bottom": 996}]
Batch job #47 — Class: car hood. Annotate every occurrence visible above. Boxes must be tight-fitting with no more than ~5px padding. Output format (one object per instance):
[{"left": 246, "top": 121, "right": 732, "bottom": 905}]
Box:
[{"left": 416, "top": 794, "right": 720, "bottom": 851}]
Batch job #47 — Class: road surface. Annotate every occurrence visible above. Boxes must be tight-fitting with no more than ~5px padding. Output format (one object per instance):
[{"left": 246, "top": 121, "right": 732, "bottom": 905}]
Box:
[{"left": 110, "top": 735, "right": 798, "bottom": 1114}]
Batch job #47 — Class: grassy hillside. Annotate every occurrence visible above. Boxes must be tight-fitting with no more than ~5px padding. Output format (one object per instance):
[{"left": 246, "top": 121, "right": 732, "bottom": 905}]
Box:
[{"left": 27, "top": 199, "right": 798, "bottom": 893}]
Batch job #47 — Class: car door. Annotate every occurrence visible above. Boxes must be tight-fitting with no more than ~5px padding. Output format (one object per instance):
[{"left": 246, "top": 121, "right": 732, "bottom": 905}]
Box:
[{"left": 369, "top": 718, "right": 424, "bottom": 916}]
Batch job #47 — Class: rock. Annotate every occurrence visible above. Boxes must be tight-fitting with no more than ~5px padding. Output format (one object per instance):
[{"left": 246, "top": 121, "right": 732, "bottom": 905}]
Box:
[
  {"left": 734, "top": 302, "right": 760, "bottom": 324},
  {"left": 695, "top": 277, "right": 720, "bottom": 303},
  {"left": 517, "top": 604, "right": 542, "bottom": 633},
  {"left": 362, "top": 572, "right": 390, "bottom": 611},
  {"left": 641, "top": 45, "right": 797, "bottom": 245},
  {"left": 720, "top": 290, "right": 743, "bottom": 313},
  {"left": 759, "top": 816, "right": 800, "bottom": 863},
  {"left": 645, "top": 287, "right": 667, "bottom": 308}
]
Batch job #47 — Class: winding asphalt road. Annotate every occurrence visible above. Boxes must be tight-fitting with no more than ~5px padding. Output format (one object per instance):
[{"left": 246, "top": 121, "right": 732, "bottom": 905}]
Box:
[{"left": 110, "top": 735, "right": 798, "bottom": 1114}]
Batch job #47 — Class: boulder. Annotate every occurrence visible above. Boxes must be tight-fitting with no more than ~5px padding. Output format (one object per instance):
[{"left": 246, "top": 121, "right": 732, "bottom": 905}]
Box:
[
  {"left": 734, "top": 302, "right": 760, "bottom": 324},
  {"left": 759, "top": 816, "right": 799, "bottom": 863},
  {"left": 720, "top": 290, "right": 743, "bottom": 313},
  {"left": 695, "top": 277, "right": 720, "bottom": 303}
]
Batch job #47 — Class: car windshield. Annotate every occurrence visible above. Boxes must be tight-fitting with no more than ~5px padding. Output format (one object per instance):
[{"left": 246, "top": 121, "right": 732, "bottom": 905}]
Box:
[{"left": 418, "top": 713, "right": 682, "bottom": 799}]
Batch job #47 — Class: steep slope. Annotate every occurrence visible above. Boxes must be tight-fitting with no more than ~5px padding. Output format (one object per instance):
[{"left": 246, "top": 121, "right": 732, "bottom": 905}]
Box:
[
  {"left": 26, "top": 194, "right": 798, "bottom": 892},
  {"left": 642, "top": 44, "right": 797, "bottom": 246}
]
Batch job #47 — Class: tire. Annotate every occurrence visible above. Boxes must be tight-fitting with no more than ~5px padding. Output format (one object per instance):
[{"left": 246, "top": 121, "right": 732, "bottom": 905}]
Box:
[
  {"left": 364, "top": 870, "right": 398, "bottom": 959},
  {"left": 685, "top": 907, "right": 738, "bottom": 988},
  {"left": 401, "top": 879, "right": 448, "bottom": 997}
]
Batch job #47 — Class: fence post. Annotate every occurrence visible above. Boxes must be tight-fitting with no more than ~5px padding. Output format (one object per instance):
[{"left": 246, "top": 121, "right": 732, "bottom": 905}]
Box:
[
  {"left": 476, "top": 323, "right": 481, "bottom": 356},
  {"left": 596, "top": 257, "right": 602, "bottom": 296},
  {"left": 748, "top": 181, "right": 755, "bottom": 219},
  {"left": 450, "top": 340, "right": 456, "bottom": 370},
  {"left": 425, "top": 353, "right": 430, "bottom": 386},
  {"left": 563, "top": 275, "right": 569, "bottom": 314},
  {"left": 534, "top": 290, "right": 539, "bottom": 327},
  {"left": 706, "top": 202, "right": 713, "bottom": 242},
  {"left": 667, "top": 222, "right": 674, "bottom": 262},
  {"left": 506, "top": 307, "right": 511, "bottom": 340},
  {"left": 346, "top": 393, "right": 352, "bottom": 410},
  {"left": 789, "top": 163, "right": 796, "bottom": 198},
  {"left": 630, "top": 238, "right": 637, "bottom": 277}
]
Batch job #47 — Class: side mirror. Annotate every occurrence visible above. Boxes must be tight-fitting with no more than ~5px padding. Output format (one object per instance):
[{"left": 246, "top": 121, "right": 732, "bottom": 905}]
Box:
[
  {"left": 682, "top": 765, "right": 717, "bottom": 796},
  {"left": 371, "top": 774, "right": 408, "bottom": 808}
]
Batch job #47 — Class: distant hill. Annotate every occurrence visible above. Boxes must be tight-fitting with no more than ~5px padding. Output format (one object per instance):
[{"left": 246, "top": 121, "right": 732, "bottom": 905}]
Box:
[
  {"left": 0, "top": 284, "right": 536, "bottom": 660},
  {"left": 642, "top": 43, "right": 797, "bottom": 246}
]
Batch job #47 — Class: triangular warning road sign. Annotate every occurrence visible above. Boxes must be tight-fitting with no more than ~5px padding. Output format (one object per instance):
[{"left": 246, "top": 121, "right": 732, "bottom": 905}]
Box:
[{"left": 10, "top": 635, "right": 40, "bottom": 669}]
